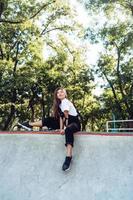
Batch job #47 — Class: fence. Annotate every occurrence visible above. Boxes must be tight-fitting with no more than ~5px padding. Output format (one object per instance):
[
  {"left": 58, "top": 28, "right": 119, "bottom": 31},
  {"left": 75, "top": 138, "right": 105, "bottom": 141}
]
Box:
[{"left": 106, "top": 119, "right": 133, "bottom": 132}]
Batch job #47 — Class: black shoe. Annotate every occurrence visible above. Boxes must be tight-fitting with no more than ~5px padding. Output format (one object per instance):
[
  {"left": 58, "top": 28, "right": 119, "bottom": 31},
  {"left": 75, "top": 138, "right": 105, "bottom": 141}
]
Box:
[
  {"left": 62, "top": 156, "right": 72, "bottom": 171},
  {"left": 17, "top": 121, "right": 33, "bottom": 131}
]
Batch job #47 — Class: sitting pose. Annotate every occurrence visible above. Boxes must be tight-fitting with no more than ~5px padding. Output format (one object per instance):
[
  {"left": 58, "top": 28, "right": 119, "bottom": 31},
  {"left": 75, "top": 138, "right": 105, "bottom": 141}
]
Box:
[{"left": 19, "top": 87, "right": 81, "bottom": 171}]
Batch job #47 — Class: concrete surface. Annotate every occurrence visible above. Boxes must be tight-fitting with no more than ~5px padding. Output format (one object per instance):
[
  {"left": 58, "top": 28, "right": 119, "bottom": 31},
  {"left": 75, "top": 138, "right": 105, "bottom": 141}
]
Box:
[{"left": 0, "top": 134, "right": 133, "bottom": 200}]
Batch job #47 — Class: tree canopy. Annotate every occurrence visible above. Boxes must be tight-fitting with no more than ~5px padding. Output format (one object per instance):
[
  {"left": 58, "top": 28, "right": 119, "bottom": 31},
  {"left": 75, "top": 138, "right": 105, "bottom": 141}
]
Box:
[
  {"left": 1, "top": 0, "right": 133, "bottom": 131},
  {"left": 0, "top": 0, "right": 94, "bottom": 130},
  {"left": 83, "top": 0, "right": 133, "bottom": 130}
]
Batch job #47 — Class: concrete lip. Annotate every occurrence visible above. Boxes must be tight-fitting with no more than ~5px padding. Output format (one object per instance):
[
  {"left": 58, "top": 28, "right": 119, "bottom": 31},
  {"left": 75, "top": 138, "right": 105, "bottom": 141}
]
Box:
[
  {"left": 0, "top": 131, "right": 133, "bottom": 136},
  {"left": 0, "top": 133, "right": 133, "bottom": 200}
]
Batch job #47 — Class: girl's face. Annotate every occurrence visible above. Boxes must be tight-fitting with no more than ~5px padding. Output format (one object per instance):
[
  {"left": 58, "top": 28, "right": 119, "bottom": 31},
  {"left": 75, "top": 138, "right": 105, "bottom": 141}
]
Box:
[{"left": 56, "top": 89, "right": 66, "bottom": 100}]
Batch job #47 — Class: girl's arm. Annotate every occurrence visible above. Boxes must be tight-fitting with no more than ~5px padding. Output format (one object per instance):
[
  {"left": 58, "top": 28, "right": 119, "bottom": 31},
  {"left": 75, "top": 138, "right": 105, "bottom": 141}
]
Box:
[
  {"left": 60, "top": 117, "right": 64, "bottom": 130},
  {"left": 64, "top": 110, "right": 69, "bottom": 127},
  {"left": 59, "top": 110, "right": 69, "bottom": 134},
  {"left": 60, "top": 110, "right": 69, "bottom": 129}
]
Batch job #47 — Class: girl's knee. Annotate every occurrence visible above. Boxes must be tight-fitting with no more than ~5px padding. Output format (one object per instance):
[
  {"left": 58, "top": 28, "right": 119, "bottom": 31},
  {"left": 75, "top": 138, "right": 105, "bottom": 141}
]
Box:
[{"left": 65, "top": 126, "right": 73, "bottom": 134}]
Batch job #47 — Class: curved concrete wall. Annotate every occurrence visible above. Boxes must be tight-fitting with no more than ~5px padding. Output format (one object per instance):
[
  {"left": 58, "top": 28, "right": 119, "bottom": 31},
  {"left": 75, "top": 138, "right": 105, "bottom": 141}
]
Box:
[{"left": 0, "top": 134, "right": 133, "bottom": 200}]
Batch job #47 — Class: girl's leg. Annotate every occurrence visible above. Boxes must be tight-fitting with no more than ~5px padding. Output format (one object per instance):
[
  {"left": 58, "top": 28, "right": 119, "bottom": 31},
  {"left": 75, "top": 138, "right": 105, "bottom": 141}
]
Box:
[
  {"left": 42, "top": 117, "right": 60, "bottom": 130},
  {"left": 29, "top": 120, "right": 42, "bottom": 127},
  {"left": 62, "top": 123, "right": 80, "bottom": 171},
  {"left": 66, "top": 144, "right": 73, "bottom": 157},
  {"left": 65, "top": 123, "right": 80, "bottom": 150},
  {"left": 28, "top": 117, "right": 60, "bottom": 129}
]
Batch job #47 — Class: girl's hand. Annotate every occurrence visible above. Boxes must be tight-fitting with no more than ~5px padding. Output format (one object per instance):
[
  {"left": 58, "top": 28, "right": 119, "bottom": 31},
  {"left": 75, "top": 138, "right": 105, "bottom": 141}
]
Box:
[{"left": 60, "top": 129, "right": 65, "bottom": 135}]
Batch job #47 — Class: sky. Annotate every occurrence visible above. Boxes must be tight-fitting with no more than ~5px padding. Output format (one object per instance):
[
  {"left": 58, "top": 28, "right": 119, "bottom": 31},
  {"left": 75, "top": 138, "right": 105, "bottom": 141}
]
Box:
[
  {"left": 39, "top": 0, "right": 106, "bottom": 96},
  {"left": 69, "top": 0, "right": 106, "bottom": 95},
  {"left": 41, "top": 0, "right": 104, "bottom": 65}
]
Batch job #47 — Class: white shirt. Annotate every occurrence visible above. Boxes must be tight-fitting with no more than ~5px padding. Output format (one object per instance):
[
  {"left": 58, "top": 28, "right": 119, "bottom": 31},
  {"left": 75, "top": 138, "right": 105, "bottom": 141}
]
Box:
[{"left": 59, "top": 98, "right": 78, "bottom": 116}]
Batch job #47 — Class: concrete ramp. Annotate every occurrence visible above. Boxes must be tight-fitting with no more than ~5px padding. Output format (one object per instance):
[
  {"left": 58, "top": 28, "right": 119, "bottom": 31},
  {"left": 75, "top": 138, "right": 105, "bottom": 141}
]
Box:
[{"left": 0, "top": 133, "right": 133, "bottom": 200}]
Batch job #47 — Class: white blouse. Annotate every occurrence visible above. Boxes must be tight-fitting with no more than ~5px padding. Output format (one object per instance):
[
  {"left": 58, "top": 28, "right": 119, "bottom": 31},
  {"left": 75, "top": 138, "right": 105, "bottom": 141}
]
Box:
[{"left": 59, "top": 98, "right": 78, "bottom": 116}]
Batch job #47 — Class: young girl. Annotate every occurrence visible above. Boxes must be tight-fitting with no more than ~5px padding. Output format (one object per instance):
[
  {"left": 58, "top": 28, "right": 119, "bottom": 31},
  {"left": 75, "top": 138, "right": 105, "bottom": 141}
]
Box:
[{"left": 19, "top": 87, "right": 81, "bottom": 171}]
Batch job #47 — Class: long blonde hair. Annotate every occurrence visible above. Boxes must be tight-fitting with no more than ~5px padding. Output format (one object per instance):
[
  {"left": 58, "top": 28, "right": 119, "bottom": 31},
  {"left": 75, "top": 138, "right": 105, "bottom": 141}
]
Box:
[{"left": 53, "top": 87, "right": 67, "bottom": 118}]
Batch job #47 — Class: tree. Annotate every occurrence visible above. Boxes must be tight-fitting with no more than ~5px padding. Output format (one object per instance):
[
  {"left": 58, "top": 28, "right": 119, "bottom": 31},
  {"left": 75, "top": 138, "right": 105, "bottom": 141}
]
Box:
[
  {"left": 0, "top": 0, "right": 81, "bottom": 130},
  {"left": 0, "top": 0, "right": 94, "bottom": 131},
  {"left": 82, "top": 0, "right": 133, "bottom": 130}
]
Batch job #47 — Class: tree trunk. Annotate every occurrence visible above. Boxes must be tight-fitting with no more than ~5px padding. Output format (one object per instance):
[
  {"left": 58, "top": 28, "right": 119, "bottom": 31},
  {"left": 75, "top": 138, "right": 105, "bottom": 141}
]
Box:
[
  {"left": 103, "top": 70, "right": 125, "bottom": 119},
  {"left": 30, "top": 104, "right": 35, "bottom": 122},
  {"left": 3, "top": 42, "right": 20, "bottom": 130},
  {"left": 116, "top": 47, "right": 132, "bottom": 118},
  {"left": 41, "top": 93, "right": 45, "bottom": 118},
  {"left": 3, "top": 104, "right": 15, "bottom": 130}
]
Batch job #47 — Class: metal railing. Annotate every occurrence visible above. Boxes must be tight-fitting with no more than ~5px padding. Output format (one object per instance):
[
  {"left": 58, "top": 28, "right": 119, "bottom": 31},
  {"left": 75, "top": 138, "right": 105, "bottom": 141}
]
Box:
[{"left": 106, "top": 119, "right": 133, "bottom": 132}]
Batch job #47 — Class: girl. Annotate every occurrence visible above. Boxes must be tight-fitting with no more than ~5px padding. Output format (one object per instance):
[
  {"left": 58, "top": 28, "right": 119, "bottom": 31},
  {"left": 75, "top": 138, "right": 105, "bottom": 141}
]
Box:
[{"left": 19, "top": 87, "right": 81, "bottom": 171}]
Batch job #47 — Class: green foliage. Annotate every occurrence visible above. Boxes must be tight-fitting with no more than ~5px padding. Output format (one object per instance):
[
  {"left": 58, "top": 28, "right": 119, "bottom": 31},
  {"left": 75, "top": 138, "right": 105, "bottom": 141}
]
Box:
[
  {"left": 84, "top": 0, "right": 133, "bottom": 129},
  {"left": 0, "top": 0, "right": 94, "bottom": 130},
  {"left": 84, "top": 0, "right": 133, "bottom": 16}
]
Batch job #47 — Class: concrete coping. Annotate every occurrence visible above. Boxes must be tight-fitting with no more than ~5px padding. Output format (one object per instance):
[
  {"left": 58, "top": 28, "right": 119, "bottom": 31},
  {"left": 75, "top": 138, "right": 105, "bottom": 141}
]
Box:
[{"left": 0, "top": 131, "right": 133, "bottom": 136}]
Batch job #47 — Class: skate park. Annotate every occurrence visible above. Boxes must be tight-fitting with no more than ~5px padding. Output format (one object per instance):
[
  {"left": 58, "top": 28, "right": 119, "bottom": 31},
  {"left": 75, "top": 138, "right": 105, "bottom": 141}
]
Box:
[
  {"left": 1, "top": 0, "right": 133, "bottom": 199},
  {"left": 0, "top": 131, "right": 133, "bottom": 200}
]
